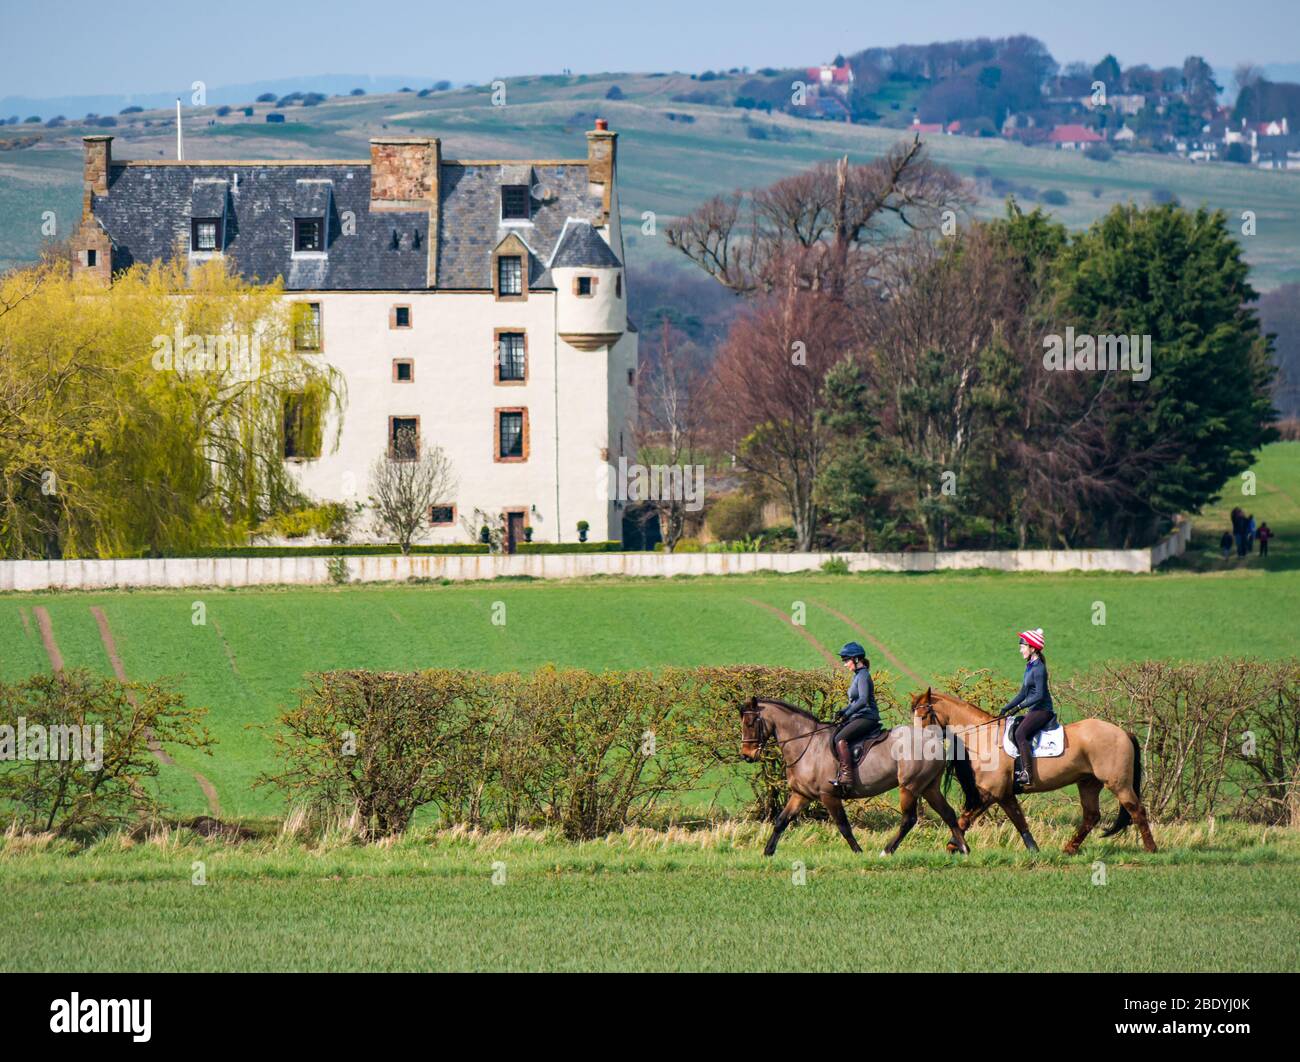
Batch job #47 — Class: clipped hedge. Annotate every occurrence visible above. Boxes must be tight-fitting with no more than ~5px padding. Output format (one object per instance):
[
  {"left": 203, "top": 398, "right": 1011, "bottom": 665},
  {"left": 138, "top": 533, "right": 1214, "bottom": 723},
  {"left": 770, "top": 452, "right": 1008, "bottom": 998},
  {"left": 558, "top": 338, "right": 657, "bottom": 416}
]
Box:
[
  {"left": 262, "top": 665, "right": 858, "bottom": 838},
  {"left": 1060, "top": 658, "right": 1300, "bottom": 825}
]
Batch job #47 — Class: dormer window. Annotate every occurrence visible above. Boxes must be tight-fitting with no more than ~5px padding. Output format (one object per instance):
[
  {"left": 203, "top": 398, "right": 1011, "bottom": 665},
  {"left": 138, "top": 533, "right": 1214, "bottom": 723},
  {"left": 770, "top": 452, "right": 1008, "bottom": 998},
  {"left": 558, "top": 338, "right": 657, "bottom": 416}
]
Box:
[
  {"left": 498, "top": 255, "right": 523, "bottom": 296},
  {"left": 192, "top": 218, "right": 221, "bottom": 252},
  {"left": 501, "top": 185, "right": 530, "bottom": 221},
  {"left": 294, "top": 218, "right": 323, "bottom": 252}
]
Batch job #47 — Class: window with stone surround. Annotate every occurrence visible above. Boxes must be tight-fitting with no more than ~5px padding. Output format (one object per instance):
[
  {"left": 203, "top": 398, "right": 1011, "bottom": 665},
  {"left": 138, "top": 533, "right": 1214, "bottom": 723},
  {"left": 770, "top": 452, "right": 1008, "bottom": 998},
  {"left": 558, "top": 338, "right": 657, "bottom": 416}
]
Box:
[
  {"left": 498, "top": 255, "right": 523, "bottom": 296},
  {"left": 495, "top": 408, "right": 527, "bottom": 461},
  {"left": 496, "top": 331, "right": 526, "bottom": 383}
]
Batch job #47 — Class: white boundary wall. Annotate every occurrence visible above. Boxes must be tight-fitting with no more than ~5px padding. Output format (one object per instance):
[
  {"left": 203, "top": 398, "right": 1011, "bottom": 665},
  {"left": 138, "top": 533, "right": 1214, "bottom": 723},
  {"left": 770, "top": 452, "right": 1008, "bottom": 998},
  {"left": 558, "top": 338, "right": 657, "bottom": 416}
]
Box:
[{"left": 0, "top": 521, "right": 1191, "bottom": 591}]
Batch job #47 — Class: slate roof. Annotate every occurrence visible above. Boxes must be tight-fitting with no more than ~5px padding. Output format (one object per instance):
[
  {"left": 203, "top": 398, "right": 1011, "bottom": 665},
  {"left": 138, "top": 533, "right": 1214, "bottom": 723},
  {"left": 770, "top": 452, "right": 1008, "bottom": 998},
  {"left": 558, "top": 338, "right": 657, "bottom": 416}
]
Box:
[
  {"left": 91, "top": 157, "right": 614, "bottom": 291},
  {"left": 549, "top": 219, "right": 622, "bottom": 269}
]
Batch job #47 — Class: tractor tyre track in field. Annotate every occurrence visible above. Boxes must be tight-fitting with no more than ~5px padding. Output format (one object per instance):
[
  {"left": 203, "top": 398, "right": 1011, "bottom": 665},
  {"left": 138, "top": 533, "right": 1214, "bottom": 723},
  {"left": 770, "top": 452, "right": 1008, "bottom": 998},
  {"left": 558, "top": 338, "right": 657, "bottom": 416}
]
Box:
[
  {"left": 89, "top": 605, "right": 221, "bottom": 818},
  {"left": 33, "top": 606, "right": 64, "bottom": 672},
  {"left": 744, "top": 598, "right": 838, "bottom": 665},
  {"left": 808, "top": 600, "right": 924, "bottom": 685},
  {"left": 212, "top": 617, "right": 240, "bottom": 676}
]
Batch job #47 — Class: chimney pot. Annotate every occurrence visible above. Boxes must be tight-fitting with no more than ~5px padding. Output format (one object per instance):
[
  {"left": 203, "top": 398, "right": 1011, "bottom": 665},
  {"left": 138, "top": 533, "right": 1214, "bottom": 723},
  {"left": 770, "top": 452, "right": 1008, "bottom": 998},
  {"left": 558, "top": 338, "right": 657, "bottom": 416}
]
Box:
[{"left": 595, "top": 118, "right": 608, "bottom": 131}]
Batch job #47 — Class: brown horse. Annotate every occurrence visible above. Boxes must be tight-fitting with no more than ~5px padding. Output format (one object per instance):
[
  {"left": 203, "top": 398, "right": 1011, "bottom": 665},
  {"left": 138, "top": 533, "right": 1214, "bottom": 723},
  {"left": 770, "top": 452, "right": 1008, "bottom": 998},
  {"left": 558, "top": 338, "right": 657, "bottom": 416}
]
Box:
[
  {"left": 739, "top": 696, "right": 969, "bottom": 857},
  {"left": 910, "top": 688, "right": 1157, "bottom": 854}
]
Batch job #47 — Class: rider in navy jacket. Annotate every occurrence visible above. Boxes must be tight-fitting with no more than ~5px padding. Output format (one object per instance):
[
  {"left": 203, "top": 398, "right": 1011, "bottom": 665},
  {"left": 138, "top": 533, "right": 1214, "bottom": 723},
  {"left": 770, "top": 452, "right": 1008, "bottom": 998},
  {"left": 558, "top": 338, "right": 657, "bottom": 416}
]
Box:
[
  {"left": 998, "top": 628, "right": 1055, "bottom": 785},
  {"left": 831, "top": 641, "right": 884, "bottom": 790}
]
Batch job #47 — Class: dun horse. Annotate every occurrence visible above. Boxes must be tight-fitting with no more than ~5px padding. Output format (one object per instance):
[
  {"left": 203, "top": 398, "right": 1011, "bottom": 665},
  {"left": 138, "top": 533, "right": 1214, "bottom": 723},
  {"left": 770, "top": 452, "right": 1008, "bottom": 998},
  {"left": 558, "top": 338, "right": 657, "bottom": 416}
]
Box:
[
  {"left": 738, "top": 696, "right": 969, "bottom": 857},
  {"left": 911, "top": 688, "right": 1157, "bottom": 853}
]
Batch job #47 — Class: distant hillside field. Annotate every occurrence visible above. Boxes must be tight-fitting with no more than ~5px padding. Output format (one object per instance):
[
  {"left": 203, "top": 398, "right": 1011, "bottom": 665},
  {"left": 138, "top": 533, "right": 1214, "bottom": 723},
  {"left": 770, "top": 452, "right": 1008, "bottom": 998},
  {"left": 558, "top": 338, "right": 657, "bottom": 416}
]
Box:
[{"left": 1, "top": 71, "right": 1297, "bottom": 288}]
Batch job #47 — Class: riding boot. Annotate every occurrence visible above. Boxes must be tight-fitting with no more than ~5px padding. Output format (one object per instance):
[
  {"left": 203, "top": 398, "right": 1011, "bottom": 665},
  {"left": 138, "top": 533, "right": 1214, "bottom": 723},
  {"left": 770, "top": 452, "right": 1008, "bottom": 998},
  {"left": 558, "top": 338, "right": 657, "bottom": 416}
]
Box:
[
  {"left": 1015, "top": 754, "right": 1031, "bottom": 788},
  {"left": 834, "top": 740, "right": 854, "bottom": 790}
]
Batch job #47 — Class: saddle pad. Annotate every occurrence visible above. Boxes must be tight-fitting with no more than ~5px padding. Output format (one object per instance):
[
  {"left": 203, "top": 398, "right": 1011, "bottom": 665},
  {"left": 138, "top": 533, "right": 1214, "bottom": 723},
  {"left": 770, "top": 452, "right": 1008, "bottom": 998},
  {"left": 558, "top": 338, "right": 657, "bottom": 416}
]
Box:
[{"left": 1003, "top": 716, "right": 1065, "bottom": 758}]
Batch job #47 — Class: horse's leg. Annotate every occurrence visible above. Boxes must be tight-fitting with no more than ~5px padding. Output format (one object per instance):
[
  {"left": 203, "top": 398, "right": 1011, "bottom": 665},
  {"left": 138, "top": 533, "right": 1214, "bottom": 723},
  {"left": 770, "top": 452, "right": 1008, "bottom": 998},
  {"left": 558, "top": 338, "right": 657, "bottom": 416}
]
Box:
[
  {"left": 882, "top": 786, "right": 919, "bottom": 856},
  {"left": 763, "top": 792, "right": 808, "bottom": 857},
  {"left": 957, "top": 799, "right": 994, "bottom": 834},
  {"left": 922, "top": 781, "right": 969, "bottom": 855},
  {"left": 1064, "top": 778, "right": 1103, "bottom": 855},
  {"left": 998, "top": 796, "right": 1039, "bottom": 852},
  {"left": 822, "top": 793, "right": 863, "bottom": 854},
  {"left": 1109, "top": 783, "right": 1158, "bottom": 853}
]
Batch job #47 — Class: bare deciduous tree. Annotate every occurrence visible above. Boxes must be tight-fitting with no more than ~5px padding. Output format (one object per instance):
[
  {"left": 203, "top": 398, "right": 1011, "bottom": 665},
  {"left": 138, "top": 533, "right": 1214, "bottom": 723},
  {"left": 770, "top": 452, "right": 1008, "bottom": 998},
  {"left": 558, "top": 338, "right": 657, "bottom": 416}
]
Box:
[
  {"left": 666, "top": 138, "right": 970, "bottom": 294},
  {"left": 368, "top": 428, "right": 456, "bottom": 554},
  {"left": 709, "top": 287, "right": 857, "bottom": 550},
  {"left": 635, "top": 321, "right": 706, "bottom": 551}
]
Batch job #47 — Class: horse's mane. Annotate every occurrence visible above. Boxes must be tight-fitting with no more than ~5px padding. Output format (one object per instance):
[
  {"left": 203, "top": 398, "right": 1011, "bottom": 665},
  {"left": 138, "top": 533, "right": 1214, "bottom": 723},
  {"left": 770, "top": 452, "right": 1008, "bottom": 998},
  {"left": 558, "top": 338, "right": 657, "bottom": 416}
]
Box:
[
  {"left": 928, "top": 689, "right": 997, "bottom": 721},
  {"left": 756, "top": 696, "right": 826, "bottom": 723}
]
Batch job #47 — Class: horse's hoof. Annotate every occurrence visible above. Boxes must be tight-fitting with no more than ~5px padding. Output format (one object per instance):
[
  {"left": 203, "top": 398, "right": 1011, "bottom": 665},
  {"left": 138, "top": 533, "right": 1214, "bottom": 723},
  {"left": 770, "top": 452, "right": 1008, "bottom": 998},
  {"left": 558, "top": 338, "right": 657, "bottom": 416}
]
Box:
[{"left": 878, "top": 850, "right": 888, "bottom": 858}]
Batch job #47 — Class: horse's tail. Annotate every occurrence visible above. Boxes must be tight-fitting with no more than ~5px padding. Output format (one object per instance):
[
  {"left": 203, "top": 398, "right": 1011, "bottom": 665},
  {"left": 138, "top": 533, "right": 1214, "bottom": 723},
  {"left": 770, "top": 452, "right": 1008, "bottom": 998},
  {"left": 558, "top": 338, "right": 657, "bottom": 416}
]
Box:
[
  {"left": 944, "top": 733, "right": 982, "bottom": 813},
  {"left": 1102, "top": 732, "right": 1142, "bottom": 837}
]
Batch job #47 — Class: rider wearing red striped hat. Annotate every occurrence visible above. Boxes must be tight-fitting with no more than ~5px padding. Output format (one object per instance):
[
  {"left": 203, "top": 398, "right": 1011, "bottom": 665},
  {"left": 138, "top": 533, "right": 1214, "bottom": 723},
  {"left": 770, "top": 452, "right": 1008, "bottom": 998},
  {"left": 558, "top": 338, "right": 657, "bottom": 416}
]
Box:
[{"left": 997, "top": 627, "right": 1055, "bottom": 787}]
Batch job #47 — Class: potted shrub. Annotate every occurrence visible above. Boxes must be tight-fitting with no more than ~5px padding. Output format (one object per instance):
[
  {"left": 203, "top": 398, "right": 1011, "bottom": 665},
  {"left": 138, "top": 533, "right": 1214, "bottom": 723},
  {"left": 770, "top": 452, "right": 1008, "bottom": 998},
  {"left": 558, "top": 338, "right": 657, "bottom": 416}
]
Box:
[
  {"left": 523, "top": 526, "right": 534, "bottom": 543},
  {"left": 577, "top": 520, "right": 589, "bottom": 543},
  {"left": 479, "top": 524, "right": 491, "bottom": 544}
]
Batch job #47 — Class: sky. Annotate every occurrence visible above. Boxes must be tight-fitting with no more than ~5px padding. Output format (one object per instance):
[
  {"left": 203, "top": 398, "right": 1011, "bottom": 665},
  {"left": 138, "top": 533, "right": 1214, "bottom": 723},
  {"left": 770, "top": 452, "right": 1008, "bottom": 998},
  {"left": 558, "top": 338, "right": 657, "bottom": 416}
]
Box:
[{"left": 1, "top": 0, "right": 1297, "bottom": 100}]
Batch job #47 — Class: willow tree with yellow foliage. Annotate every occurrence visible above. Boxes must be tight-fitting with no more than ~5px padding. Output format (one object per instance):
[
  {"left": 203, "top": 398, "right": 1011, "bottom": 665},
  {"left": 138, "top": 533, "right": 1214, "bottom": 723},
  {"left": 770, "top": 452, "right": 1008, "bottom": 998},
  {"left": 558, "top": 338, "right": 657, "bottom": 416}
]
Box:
[{"left": 0, "top": 256, "right": 342, "bottom": 558}]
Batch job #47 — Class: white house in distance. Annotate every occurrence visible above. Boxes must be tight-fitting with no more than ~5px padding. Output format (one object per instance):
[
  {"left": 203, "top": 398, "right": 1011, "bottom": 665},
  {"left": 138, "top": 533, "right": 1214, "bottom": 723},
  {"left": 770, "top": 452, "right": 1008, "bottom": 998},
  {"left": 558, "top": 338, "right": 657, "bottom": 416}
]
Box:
[{"left": 70, "top": 121, "right": 637, "bottom": 549}]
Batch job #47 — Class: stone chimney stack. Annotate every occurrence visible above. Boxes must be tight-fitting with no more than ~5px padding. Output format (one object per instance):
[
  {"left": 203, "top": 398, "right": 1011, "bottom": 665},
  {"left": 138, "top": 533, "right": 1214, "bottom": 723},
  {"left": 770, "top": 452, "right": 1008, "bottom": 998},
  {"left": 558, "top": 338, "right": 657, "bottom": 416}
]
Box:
[
  {"left": 72, "top": 136, "right": 113, "bottom": 284},
  {"left": 83, "top": 135, "right": 113, "bottom": 209},
  {"left": 370, "top": 137, "right": 440, "bottom": 286},
  {"left": 585, "top": 119, "right": 617, "bottom": 227},
  {"left": 369, "top": 137, "right": 439, "bottom": 206}
]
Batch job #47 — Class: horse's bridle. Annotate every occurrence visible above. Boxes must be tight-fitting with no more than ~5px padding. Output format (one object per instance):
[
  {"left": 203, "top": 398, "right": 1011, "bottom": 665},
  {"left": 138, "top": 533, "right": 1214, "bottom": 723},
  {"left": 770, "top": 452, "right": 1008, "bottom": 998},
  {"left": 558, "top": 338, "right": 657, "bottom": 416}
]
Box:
[{"left": 741, "top": 703, "right": 836, "bottom": 767}]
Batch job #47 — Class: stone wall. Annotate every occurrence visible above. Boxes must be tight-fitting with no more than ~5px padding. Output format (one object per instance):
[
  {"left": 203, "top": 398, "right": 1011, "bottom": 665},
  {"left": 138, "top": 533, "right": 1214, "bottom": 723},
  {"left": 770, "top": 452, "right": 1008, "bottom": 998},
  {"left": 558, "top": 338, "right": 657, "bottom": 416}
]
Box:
[{"left": 0, "top": 527, "right": 1191, "bottom": 591}]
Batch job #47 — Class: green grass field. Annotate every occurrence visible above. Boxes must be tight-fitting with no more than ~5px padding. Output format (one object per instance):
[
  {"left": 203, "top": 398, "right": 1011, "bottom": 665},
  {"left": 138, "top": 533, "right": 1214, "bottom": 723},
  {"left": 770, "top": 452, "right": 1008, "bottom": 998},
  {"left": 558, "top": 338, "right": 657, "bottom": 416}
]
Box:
[
  {"left": 3, "top": 822, "right": 1297, "bottom": 971},
  {"left": 4, "top": 72, "right": 1298, "bottom": 288}
]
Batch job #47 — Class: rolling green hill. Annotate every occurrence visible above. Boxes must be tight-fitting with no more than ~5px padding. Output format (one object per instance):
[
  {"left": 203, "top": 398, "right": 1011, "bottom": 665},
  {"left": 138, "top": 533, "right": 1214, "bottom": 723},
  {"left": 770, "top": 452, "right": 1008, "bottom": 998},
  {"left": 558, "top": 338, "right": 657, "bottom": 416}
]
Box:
[{"left": 3, "top": 71, "right": 1298, "bottom": 288}]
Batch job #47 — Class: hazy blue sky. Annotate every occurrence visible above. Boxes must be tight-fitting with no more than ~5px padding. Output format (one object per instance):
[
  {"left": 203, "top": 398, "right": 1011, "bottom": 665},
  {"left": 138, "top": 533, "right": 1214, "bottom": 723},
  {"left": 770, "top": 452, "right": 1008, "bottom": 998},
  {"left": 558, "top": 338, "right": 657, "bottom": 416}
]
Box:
[{"left": 2, "top": 0, "right": 1297, "bottom": 100}]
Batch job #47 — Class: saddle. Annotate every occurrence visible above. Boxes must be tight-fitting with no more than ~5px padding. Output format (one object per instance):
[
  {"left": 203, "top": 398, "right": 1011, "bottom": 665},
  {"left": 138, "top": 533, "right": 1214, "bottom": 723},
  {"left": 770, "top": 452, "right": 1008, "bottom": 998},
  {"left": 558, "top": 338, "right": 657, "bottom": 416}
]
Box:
[{"left": 848, "top": 728, "right": 891, "bottom": 765}]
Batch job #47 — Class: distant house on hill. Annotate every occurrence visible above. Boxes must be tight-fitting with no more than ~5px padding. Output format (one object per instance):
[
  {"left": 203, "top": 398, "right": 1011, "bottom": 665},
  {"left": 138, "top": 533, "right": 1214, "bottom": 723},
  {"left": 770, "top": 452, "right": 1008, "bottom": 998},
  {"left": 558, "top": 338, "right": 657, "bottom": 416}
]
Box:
[
  {"left": 805, "top": 62, "right": 854, "bottom": 98},
  {"left": 1047, "top": 123, "right": 1104, "bottom": 150},
  {"left": 1113, "top": 126, "right": 1136, "bottom": 143},
  {"left": 910, "top": 117, "right": 945, "bottom": 136}
]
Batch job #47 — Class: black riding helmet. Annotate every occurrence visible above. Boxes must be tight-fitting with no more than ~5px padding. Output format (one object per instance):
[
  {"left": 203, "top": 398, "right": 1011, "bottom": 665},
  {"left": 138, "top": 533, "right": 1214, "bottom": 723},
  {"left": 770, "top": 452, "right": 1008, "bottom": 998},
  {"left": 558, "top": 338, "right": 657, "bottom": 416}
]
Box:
[{"left": 838, "top": 641, "right": 868, "bottom": 665}]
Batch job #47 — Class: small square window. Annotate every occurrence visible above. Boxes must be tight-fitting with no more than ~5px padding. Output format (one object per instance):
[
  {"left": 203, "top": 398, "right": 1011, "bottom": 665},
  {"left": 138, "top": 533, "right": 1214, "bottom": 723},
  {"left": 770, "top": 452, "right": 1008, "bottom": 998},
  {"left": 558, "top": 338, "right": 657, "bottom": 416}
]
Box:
[
  {"left": 393, "top": 359, "right": 414, "bottom": 382},
  {"left": 576, "top": 275, "right": 593, "bottom": 296},
  {"left": 501, "top": 185, "right": 530, "bottom": 221},
  {"left": 498, "top": 255, "right": 523, "bottom": 296},
  {"left": 86, "top": 249, "right": 97, "bottom": 267},
  {"left": 393, "top": 305, "right": 411, "bottom": 328},
  {"left": 429, "top": 505, "right": 456, "bottom": 525},
  {"left": 193, "top": 218, "right": 220, "bottom": 252},
  {"left": 294, "top": 217, "right": 323, "bottom": 252}
]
